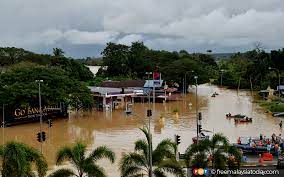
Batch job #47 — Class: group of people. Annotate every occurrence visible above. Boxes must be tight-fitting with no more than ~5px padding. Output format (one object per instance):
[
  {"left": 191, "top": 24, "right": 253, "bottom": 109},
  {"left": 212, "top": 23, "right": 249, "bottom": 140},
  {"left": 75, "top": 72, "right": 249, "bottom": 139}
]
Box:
[{"left": 258, "top": 133, "right": 283, "bottom": 157}]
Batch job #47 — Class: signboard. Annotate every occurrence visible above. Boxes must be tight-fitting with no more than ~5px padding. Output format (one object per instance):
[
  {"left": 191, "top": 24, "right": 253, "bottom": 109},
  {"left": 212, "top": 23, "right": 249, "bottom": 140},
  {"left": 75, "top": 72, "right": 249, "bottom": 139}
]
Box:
[{"left": 1, "top": 103, "right": 68, "bottom": 126}]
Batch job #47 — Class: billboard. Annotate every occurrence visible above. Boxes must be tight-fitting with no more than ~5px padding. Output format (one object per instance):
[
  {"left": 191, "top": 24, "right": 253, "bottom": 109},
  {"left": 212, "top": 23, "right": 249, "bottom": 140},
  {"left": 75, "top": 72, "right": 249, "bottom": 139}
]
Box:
[{"left": 1, "top": 103, "right": 68, "bottom": 126}]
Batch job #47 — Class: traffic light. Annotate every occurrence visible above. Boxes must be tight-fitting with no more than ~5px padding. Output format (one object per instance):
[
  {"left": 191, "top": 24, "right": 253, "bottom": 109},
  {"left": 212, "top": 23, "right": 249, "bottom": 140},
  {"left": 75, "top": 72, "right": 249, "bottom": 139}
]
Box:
[
  {"left": 175, "top": 134, "right": 181, "bottom": 145},
  {"left": 42, "top": 131, "right": 46, "bottom": 141},
  {"left": 37, "top": 132, "right": 41, "bottom": 142},
  {"left": 47, "top": 119, "right": 53, "bottom": 127},
  {"left": 198, "top": 124, "right": 202, "bottom": 133},
  {"left": 198, "top": 112, "right": 202, "bottom": 120},
  {"left": 36, "top": 131, "right": 46, "bottom": 142},
  {"left": 147, "top": 109, "right": 152, "bottom": 117}
]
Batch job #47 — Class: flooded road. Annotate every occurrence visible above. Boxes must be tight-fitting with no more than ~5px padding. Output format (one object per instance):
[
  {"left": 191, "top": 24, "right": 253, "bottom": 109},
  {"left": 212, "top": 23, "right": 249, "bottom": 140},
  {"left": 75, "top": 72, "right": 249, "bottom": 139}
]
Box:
[{"left": 1, "top": 85, "right": 283, "bottom": 176}]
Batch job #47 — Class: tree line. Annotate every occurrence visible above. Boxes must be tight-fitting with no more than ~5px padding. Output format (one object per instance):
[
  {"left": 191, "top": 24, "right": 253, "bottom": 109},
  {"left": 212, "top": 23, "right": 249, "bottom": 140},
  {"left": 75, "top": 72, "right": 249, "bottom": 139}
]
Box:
[
  {"left": 218, "top": 48, "right": 284, "bottom": 90},
  {"left": 0, "top": 129, "right": 240, "bottom": 177},
  {"left": 0, "top": 47, "right": 94, "bottom": 110},
  {"left": 96, "top": 42, "right": 219, "bottom": 88}
]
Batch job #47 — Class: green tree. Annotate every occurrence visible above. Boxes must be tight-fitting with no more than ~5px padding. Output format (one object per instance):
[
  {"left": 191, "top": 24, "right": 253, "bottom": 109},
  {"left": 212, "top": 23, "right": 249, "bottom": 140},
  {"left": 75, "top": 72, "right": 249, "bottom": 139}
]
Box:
[
  {"left": 53, "top": 48, "right": 65, "bottom": 57},
  {"left": 0, "top": 62, "right": 93, "bottom": 109},
  {"left": 0, "top": 47, "right": 31, "bottom": 65},
  {"left": 49, "top": 142, "right": 115, "bottom": 177},
  {"left": 120, "top": 128, "right": 185, "bottom": 177},
  {"left": 101, "top": 43, "right": 130, "bottom": 76},
  {"left": 184, "top": 133, "right": 241, "bottom": 171},
  {"left": 0, "top": 141, "right": 48, "bottom": 177}
]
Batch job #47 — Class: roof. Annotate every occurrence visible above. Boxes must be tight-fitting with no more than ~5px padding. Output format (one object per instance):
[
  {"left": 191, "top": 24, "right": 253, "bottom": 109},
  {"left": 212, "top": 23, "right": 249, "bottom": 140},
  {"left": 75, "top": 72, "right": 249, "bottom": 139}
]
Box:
[
  {"left": 278, "top": 85, "right": 284, "bottom": 90},
  {"left": 88, "top": 86, "right": 144, "bottom": 97},
  {"left": 144, "top": 80, "right": 164, "bottom": 88},
  {"left": 100, "top": 80, "right": 145, "bottom": 88},
  {"left": 88, "top": 87, "right": 133, "bottom": 95}
]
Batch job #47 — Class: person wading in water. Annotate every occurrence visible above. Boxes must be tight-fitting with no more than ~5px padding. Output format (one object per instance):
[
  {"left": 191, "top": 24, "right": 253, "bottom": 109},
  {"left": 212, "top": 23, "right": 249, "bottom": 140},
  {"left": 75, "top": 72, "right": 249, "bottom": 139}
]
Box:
[{"left": 280, "top": 121, "right": 283, "bottom": 129}]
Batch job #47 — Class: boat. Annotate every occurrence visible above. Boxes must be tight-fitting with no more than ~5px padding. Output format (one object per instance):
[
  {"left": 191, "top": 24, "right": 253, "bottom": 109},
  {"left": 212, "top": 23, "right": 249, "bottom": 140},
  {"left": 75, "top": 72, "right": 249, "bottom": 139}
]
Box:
[
  {"left": 226, "top": 113, "right": 246, "bottom": 119},
  {"left": 233, "top": 137, "right": 279, "bottom": 156},
  {"left": 234, "top": 117, "right": 253, "bottom": 123},
  {"left": 272, "top": 112, "right": 284, "bottom": 117}
]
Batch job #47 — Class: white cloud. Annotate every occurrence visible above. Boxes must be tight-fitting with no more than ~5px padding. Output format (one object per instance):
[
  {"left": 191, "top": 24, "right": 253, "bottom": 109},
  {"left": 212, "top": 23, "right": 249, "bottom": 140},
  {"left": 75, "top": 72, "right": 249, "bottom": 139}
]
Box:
[
  {"left": 0, "top": 0, "right": 284, "bottom": 56},
  {"left": 63, "top": 30, "right": 119, "bottom": 45},
  {"left": 117, "top": 34, "right": 143, "bottom": 45}
]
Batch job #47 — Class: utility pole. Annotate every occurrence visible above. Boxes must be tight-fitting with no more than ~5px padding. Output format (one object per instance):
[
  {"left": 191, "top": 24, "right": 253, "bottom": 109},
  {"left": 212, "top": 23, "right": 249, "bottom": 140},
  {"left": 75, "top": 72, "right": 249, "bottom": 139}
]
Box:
[
  {"left": 145, "top": 72, "right": 153, "bottom": 177},
  {"left": 153, "top": 74, "right": 155, "bottom": 105},
  {"left": 269, "top": 67, "right": 281, "bottom": 99},
  {"left": 36, "top": 80, "right": 43, "bottom": 154},
  {"left": 2, "top": 104, "right": 4, "bottom": 145},
  {"left": 194, "top": 76, "right": 198, "bottom": 143},
  {"left": 220, "top": 69, "right": 224, "bottom": 87},
  {"left": 185, "top": 74, "right": 187, "bottom": 94}
]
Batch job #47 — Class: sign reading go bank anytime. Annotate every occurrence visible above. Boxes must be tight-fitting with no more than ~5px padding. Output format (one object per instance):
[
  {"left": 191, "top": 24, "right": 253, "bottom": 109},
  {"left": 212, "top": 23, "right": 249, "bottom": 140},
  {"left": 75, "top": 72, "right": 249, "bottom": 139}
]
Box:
[{"left": 14, "top": 105, "right": 62, "bottom": 119}]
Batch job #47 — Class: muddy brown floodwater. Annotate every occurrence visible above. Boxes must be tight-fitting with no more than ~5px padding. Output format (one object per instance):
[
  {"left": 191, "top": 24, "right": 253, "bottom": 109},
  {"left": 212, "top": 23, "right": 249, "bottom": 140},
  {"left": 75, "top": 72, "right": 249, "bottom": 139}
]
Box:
[{"left": 0, "top": 85, "right": 283, "bottom": 176}]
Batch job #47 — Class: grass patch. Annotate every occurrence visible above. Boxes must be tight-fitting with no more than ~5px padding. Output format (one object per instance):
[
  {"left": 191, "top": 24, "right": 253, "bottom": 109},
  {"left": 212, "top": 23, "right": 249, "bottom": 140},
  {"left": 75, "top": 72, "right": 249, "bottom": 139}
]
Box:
[{"left": 258, "top": 100, "right": 284, "bottom": 112}]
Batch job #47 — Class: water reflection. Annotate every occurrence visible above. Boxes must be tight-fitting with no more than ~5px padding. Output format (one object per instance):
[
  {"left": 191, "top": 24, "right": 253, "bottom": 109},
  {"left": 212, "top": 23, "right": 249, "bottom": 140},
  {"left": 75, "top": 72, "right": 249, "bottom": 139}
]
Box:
[{"left": 0, "top": 85, "right": 283, "bottom": 176}]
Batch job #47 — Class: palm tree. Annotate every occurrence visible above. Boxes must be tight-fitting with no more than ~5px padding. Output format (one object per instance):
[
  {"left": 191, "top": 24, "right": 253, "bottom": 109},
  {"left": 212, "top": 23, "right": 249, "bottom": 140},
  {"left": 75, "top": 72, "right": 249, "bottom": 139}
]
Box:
[
  {"left": 48, "top": 142, "right": 115, "bottom": 177},
  {"left": 120, "top": 128, "right": 185, "bottom": 177},
  {"left": 184, "top": 133, "right": 241, "bottom": 170},
  {"left": 0, "top": 141, "right": 48, "bottom": 177},
  {"left": 53, "top": 48, "right": 64, "bottom": 57}
]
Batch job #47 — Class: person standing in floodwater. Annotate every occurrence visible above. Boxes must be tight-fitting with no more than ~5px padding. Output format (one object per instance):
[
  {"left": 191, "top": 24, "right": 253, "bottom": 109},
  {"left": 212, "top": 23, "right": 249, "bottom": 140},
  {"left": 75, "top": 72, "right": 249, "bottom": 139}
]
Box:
[{"left": 280, "top": 121, "right": 283, "bottom": 129}]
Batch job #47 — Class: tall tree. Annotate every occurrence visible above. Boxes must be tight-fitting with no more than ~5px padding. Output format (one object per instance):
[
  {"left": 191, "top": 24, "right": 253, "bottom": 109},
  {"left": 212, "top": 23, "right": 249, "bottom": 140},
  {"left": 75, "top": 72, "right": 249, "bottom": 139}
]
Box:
[
  {"left": 53, "top": 48, "right": 65, "bottom": 57},
  {"left": 120, "top": 128, "right": 185, "bottom": 177},
  {"left": 0, "top": 141, "right": 48, "bottom": 177},
  {"left": 49, "top": 142, "right": 115, "bottom": 177},
  {"left": 102, "top": 43, "right": 130, "bottom": 76}
]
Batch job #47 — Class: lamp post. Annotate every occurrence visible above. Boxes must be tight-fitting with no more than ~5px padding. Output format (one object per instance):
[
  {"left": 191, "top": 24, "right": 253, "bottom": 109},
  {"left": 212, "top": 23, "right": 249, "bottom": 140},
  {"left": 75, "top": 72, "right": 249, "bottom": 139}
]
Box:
[
  {"left": 269, "top": 67, "right": 281, "bottom": 98},
  {"left": 194, "top": 76, "right": 198, "bottom": 143},
  {"left": 1, "top": 85, "right": 7, "bottom": 145},
  {"left": 184, "top": 70, "right": 194, "bottom": 95},
  {"left": 36, "top": 80, "right": 43, "bottom": 153},
  {"left": 220, "top": 69, "right": 224, "bottom": 87}
]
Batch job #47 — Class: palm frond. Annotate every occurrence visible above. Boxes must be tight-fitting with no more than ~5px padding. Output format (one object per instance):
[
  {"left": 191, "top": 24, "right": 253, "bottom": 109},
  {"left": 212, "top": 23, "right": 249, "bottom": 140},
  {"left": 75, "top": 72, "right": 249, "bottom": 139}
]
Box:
[
  {"left": 83, "top": 163, "right": 107, "bottom": 177},
  {"left": 139, "top": 128, "right": 150, "bottom": 145},
  {"left": 119, "top": 152, "right": 147, "bottom": 176},
  {"left": 71, "top": 142, "right": 86, "bottom": 166},
  {"left": 120, "top": 166, "right": 146, "bottom": 177},
  {"left": 157, "top": 159, "right": 185, "bottom": 177},
  {"left": 190, "top": 153, "right": 208, "bottom": 168},
  {"left": 211, "top": 133, "right": 229, "bottom": 149},
  {"left": 134, "top": 140, "right": 148, "bottom": 159},
  {"left": 153, "top": 139, "right": 176, "bottom": 164},
  {"left": 89, "top": 146, "right": 115, "bottom": 163},
  {"left": 25, "top": 145, "right": 48, "bottom": 177},
  {"left": 48, "top": 168, "right": 76, "bottom": 177},
  {"left": 55, "top": 146, "right": 74, "bottom": 165}
]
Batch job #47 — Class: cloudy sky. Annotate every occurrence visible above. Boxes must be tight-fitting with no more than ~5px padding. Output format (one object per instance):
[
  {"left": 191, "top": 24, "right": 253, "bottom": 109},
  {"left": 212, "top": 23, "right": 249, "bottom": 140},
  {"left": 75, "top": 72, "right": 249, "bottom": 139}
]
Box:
[{"left": 1, "top": 0, "right": 284, "bottom": 57}]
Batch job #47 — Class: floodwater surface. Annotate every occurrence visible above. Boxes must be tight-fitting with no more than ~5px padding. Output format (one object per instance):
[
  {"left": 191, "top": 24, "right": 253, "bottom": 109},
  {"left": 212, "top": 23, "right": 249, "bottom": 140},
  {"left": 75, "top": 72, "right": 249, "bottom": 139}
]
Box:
[{"left": 1, "top": 85, "right": 282, "bottom": 176}]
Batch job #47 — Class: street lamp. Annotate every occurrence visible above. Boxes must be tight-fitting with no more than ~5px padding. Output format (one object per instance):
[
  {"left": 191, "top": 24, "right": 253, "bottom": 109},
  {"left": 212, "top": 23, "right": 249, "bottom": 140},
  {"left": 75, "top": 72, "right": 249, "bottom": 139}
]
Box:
[
  {"left": 1, "top": 85, "right": 7, "bottom": 145},
  {"left": 36, "top": 80, "right": 43, "bottom": 153},
  {"left": 220, "top": 69, "right": 225, "bottom": 87},
  {"left": 269, "top": 67, "right": 281, "bottom": 98},
  {"left": 184, "top": 70, "right": 194, "bottom": 95},
  {"left": 194, "top": 76, "right": 198, "bottom": 143}
]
